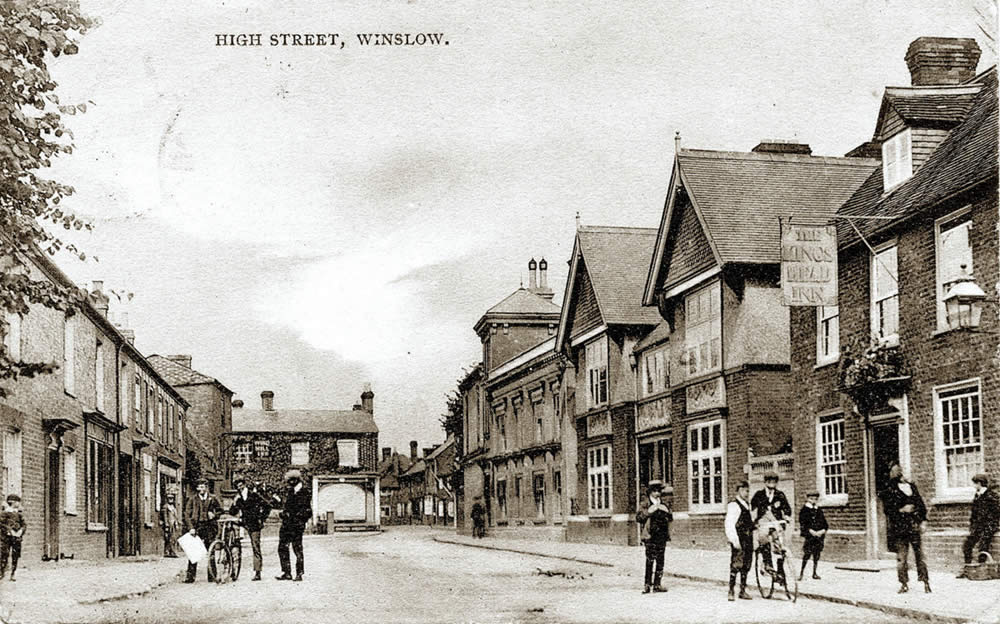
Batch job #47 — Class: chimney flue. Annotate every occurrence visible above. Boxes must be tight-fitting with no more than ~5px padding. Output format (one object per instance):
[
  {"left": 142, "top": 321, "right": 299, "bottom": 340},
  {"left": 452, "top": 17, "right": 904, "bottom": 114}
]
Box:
[
  {"left": 528, "top": 258, "right": 537, "bottom": 290},
  {"left": 90, "top": 281, "right": 109, "bottom": 317},
  {"left": 261, "top": 390, "right": 274, "bottom": 411},
  {"left": 382, "top": 447, "right": 392, "bottom": 461},
  {"left": 905, "top": 37, "right": 981, "bottom": 86},
  {"left": 361, "top": 384, "right": 374, "bottom": 414},
  {"left": 232, "top": 399, "right": 244, "bottom": 409},
  {"left": 410, "top": 440, "right": 418, "bottom": 460}
]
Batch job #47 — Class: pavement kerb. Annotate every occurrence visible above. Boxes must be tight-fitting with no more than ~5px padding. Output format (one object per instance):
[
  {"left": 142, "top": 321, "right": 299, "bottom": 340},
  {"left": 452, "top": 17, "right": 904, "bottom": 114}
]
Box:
[
  {"left": 433, "top": 536, "right": 972, "bottom": 624},
  {"left": 78, "top": 570, "right": 184, "bottom": 606}
]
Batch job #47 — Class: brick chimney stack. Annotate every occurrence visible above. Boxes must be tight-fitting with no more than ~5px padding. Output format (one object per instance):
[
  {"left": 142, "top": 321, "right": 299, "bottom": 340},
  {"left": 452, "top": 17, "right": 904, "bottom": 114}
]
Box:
[
  {"left": 382, "top": 447, "right": 392, "bottom": 461},
  {"left": 410, "top": 440, "right": 418, "bottom": 460},
  {"left": 166, "top": 355, "right": 192, "bottom": 369},
  {"left": 361, "top": 383, "right": 374, "bottom": 414},
  {"left": 89, "top": 281, "right": 109, "bottom": 317},
  {"left": 905, "top": 37, "right": 981, "bottom": 86},
  {"left": 232, "top": 399, "right": 244, "bottom": 409},
  {"left": 261, "top": 390, "right": 274, "bottom": 411},
  {"left": 528, "top": 258, "right": 538, "bottom": 290},
  {"left": 536, "top": 258, "right": 554, "bottom": 300}
]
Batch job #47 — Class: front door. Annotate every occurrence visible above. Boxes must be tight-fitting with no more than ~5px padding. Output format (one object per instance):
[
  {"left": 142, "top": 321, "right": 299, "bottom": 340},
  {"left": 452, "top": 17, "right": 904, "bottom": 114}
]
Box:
[
  {"left": 45, "top": 448, "right": 60, "bottom": 560},
  {"left": 118, "top": 454, "right": 136, "bottom": 556},
  {"left": 871, "top": 423, "right": 900, "bottom": 559}
]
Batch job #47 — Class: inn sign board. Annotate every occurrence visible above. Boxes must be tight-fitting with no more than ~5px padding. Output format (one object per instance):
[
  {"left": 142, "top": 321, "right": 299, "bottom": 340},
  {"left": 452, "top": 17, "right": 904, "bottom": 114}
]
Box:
[{"left": 780, "top": 221, "right": 838, "bottom": 306}]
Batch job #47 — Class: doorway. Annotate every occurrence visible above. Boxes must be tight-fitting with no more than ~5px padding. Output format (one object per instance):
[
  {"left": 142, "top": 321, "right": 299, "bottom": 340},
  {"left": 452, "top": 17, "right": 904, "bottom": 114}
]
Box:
[
  {"left": 871, "top": 423, "right": 900, "bottom": 559},
  {"left": 118, "top": 453, "right": 136, "bottom": 556},
  {"left": 45, "top": 448, "right": 60, "bottom": 560}
]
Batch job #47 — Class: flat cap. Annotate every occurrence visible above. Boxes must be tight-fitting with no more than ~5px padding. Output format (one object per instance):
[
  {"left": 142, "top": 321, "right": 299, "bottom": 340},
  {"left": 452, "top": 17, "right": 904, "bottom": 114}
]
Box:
[
  {"left": 972, "top": 473, "right": 989, "bottom": 487},
  {"left": 647, "top": 479, "right": 664, "bottom": 492},
  {"left": 284, "top": 469, "right": 303, "bottom": 481}
]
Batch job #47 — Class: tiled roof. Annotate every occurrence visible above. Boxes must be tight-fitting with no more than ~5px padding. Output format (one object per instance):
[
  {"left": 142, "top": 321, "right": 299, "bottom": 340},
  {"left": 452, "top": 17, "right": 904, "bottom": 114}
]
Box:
[
  {"left": 633, "top": 320, "right": 671, "bottom": 353},
  {"left": 401, "top": 459, "right": 426, "bottom": 478},
  {"left": 575, "top": 226, "right": 662, "bottom": 326},
  {"left": 840, "top": 69, "right": 998, "bottom": 246},
  {"left": 147, "top": 355, "right": 227, "bottom": 391},
  {"left": 677, "top": 149, "right": 879, "bottom": 265},
  {"left": 874, "top": 85, "right": 983, "bottom": 139},
  {"left": 231, "top": 408, "right": 378, "bottom": 434},
  {"left": 485, "top": 288, "right": 561, "bottom": 316}
]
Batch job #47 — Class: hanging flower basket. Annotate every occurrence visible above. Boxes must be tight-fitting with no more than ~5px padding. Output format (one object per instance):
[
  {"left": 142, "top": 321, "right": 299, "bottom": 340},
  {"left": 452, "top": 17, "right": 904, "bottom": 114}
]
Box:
[{"left": 838, "top": 338, "right": 910, "bottom": 415}]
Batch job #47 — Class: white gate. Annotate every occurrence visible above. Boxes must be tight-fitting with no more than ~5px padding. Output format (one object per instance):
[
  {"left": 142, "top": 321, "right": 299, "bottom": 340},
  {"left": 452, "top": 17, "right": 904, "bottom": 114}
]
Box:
[{"left": 317, "top": 483, "right": 366, "bottom": 521}]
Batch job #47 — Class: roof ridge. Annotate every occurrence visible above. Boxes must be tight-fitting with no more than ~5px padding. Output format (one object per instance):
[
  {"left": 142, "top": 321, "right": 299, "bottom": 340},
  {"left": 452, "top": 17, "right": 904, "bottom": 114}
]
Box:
[
  {"left": 679, "top": 149, "right": 880, "bottom": 167},
  {"left": 578, "top": 225, "right": 658, "bottom": 234}
]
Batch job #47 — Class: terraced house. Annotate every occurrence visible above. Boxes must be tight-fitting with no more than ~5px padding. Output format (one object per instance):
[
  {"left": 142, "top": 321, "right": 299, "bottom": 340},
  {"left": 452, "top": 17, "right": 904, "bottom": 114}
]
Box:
[
  {"left": 557, "top": 226, "right": 661, "bottom": 545},
  {"left": 642, "top": 139, "right": 877, "bottom": 551},
  {"left": 1, "top": 250, "right": 187, "bottom": 562},
  {"left": 789, "top": 37, "right": 998, "bottom": 565}
]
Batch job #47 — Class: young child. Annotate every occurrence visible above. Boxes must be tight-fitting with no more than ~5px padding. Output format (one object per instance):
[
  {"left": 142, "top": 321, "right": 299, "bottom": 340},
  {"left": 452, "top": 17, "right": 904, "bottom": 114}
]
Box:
[
  {"left": 0, "top": 494, "right": 25, "bottom": 581},
  {"left": 798, "top": 491, "right": 828, "bottom": 581}
]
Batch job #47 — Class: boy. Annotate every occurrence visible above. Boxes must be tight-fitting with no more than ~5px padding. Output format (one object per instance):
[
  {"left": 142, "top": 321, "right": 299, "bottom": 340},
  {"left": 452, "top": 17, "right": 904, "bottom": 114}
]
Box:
[
  {"left": 725, "top": 480, "right": 754, "bottom": 601},
  {"left": 798, "top": 491, "right": 828, "bottom": 580},
  {"left": 636, "top": 480, "right": 672, "bottom": 594},
  {"left": 751, "top": 471, "right": 792, "bottom": 576},
  {"left": 0, "top": 494, "right": 25, "bottom": 581}
]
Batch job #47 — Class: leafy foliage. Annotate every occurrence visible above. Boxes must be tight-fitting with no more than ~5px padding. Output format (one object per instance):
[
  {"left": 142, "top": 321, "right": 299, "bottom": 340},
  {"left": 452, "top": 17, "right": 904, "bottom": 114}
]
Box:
[
  {"left": 439, "top": 363, "right": 481, "bottom": 492},
  {"left": 0, "top": 1, "right": 94, "bottom": 396},
  {"left": 839, "top": 337, "right": 909, "bottom": 415}
]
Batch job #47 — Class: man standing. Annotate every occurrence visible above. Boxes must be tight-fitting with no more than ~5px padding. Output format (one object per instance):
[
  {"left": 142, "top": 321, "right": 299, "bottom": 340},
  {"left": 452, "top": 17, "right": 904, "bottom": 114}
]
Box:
[
  {"left": 636, "top": 480, "right": 672, "bottom": 594},
  {"left": 230, "top": 476, "right": 272, "bottom": 581},
  {"left": 958, "top": 473, "right": 1000, "bottom": 577},
  {"left": 880, "top": 463, "right": 930, "bottom": 594},
  {"left": 159, "top": 490, "right": 180, "bottom": 558},
  {"left": 725, "top": 480, "right": 754, "bottom": 601},
  {"left": 798, "top": 491, "right": 828, "bottom": 581},
  {"left": 275, "top": 469, "right": 311, "bottom": 582},
  {"left": 470, "top": 496, "right": 486, "bottom": 539},
  {"left": 751, "top": 471, "right": 792, "bottom": 575},
  {"left": 183, "top": 478, "right": 222, "bottom": 583}
]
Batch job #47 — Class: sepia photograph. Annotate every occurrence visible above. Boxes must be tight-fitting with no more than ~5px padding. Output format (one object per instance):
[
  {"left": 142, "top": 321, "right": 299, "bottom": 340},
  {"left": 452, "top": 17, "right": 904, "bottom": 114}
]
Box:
[{"left": 0, "top": 0, "right": 998, "bottom": 622}]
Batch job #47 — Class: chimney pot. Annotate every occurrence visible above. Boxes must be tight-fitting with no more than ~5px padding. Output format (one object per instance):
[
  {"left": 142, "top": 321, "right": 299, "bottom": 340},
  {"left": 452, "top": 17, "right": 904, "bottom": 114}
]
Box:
[
  {"left": 410, "top": 440, "right": 418, "bottom": 460},
  {"left": 232, "top": 399, "right": 244, "bottom": 409},
  {"left": 353, "top": 403, "right": 363, "bottom": 411},
  {"left": 528, "top": 258, "right": 538, "bottom": 290},
  {"left": 360, "top": 384, "right": 374, "bottom": 413},
  {"left": 905, "top": 37, "right": 981, "bottom": 86},
  {"left": 89, "top": 281, "right": 110, "bottom": 317},
  {"left": 752, "top": 140, "right": 812, "bottom": 155},
  {"left": 261, "top": 390, "right": 274, "bottom": 411},
  {"left": 536, "top": 257, "right": 554, "bottom": 300}
]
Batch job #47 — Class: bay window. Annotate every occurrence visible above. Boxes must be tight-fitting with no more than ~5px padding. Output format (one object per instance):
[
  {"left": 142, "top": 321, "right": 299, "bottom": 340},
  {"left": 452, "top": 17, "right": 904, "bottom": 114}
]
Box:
[
  {"left": 585, "top": 337, "right": 608, "bottom": 407},
  {"left": 685, "top": 282, "right": 721, "bottom": 376}
]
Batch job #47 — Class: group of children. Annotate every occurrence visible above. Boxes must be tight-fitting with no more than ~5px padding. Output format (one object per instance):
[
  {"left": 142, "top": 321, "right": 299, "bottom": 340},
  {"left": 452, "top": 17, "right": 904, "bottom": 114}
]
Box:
[{"left": 638, "top": 472, "right": 828, "bottom": 600}]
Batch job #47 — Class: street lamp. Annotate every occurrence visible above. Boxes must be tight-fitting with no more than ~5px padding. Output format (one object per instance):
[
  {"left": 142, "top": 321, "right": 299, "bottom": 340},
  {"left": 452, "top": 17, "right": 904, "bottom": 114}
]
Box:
[{"left": 943, "top": 266, "right": 987, "bottom": 329}]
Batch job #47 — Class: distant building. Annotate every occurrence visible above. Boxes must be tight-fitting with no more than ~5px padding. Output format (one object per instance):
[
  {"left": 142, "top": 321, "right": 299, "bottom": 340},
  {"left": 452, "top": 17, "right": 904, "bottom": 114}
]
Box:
[
  {"left": 148, "top": 354, "right": 233, "bottom": 492},
  {"left": 377, "top": 445, "right": 412, "bottom": 525},
  {"left": 226, "top": 387, "right": 379, "bottom": 531}
]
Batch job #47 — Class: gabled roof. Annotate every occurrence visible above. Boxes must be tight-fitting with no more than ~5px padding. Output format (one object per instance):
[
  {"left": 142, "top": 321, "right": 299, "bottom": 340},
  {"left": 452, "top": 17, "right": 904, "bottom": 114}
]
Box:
[
  {"left": 840, "top": 68, "right": 998, "bottom": 246},
  {"left": 556, "top": 226, "right": 661, "bottom": 346},
  {"left": 401, "top": 458, "right": 426, "bottom": 478},
  {"left": 644, "top": 149, "right": 878, "bottom": 303},
  {"left": 148, "top": 355, "right": 232, "bottom": 394},
  {"left": 377, "top": 452, "right": 412, "bottom": 489},
  {"left": 873, "top": 84, "right": 983, "bottom": 139},
  {"left": 231, "top": 408, "right": 378, "bottom": 434}
]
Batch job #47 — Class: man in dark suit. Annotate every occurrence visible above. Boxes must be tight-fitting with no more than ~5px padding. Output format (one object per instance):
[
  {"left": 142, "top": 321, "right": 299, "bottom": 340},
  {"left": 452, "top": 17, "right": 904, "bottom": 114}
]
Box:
[
  {"left": 959, "top": 473, "right": 1000, "bottom": 576},
  {"left": 275, "top": 469, "right": 311, "bottom": 582},
  {"left": 880, "top": 463, "right": 930, "bottom": 594},
  {"left": 183, "top": 478, "right": 222, "bottom": 583},
  {"left": 229, "top": 475, "right": 272, "bottom": 581},
  {"left": 751, "top": 471, "right": 792, "bottom": 575},
  {"left": 636, "top": 480, "right": 672, "bottom": 594},
  {"left": 798, "top": 491, "right": 828, "bottom": 581}
]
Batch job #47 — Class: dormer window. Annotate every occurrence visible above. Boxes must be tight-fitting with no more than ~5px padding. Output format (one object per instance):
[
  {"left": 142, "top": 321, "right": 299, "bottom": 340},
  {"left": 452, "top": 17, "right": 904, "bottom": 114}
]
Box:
[{"left": 882, "top": 128, "right": 913, "bottom": 191}]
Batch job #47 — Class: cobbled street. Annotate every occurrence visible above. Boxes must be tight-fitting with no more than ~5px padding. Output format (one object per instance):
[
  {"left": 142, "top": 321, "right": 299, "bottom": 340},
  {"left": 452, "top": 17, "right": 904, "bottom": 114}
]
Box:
[{"left": 17, "top": 528, "right": 914, "bottom": 624}]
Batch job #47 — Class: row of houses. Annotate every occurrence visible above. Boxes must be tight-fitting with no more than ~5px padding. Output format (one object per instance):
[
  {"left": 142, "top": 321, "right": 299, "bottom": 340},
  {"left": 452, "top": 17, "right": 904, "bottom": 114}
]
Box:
[
  {"left": 0, "top": 246, "right": 235, "bottom": 561},
  {"left": 379, "top": 437, "right": 457, "bottom": 527},
  {"left": 458, "top": 36, "right": 999, "bottom": 565}
]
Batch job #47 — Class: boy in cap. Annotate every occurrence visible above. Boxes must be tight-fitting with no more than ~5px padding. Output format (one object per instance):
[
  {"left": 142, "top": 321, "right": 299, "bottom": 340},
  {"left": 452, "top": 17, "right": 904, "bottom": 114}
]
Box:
[
  {"left": 275, "top": 469, "right": 311, "bottom": 581},
  {"left": 751, "top": 471, "right": 792, "bottom": 576},
  {"left": 159, "top": 489, "right": 180, "bottom": 558},
  {"left": 798, "top": 491, "right": 827, "bottom": 580},
  {"left": 0, "top": 494, "right": 25, "bottom": 581},
  {"left": 725, "top": 481, "right": 754, "bottom": 601},
  {"left": 958, "top": 473, "right": 1000, "bottom": 577},
  {"left": 636, "top": 479, "right": 672, "bottom": 593}
]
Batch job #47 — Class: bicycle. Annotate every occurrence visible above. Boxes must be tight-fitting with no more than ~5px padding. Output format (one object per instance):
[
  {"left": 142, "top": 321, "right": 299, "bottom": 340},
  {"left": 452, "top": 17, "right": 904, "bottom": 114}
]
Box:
[
  {"left": 206, "top": 515, "right": 243, "bottom": 584},
  {"left": 754, "top": 518, "right": 798, "bottom": 602}
]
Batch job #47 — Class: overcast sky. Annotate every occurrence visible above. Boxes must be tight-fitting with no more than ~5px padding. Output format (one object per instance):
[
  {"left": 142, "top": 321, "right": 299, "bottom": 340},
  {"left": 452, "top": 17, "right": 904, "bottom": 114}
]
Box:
[{"left": 46, "top": 0, "right": 996, "bottom": 453}]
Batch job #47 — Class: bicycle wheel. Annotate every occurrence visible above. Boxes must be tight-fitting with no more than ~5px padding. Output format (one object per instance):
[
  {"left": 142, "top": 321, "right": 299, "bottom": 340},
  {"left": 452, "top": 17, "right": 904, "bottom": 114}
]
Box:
[
  {"left": 779, "top": 553, "right": 798, "bottom": 602},
  {"left": 231, "top": 539, "right": 242, "bottom": 581},
  {"left": 754, "top": 547, "right": 775, "bottom": 599},
  {"left": 207, "top": 540, "right": 232, "bottom": 584}
]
